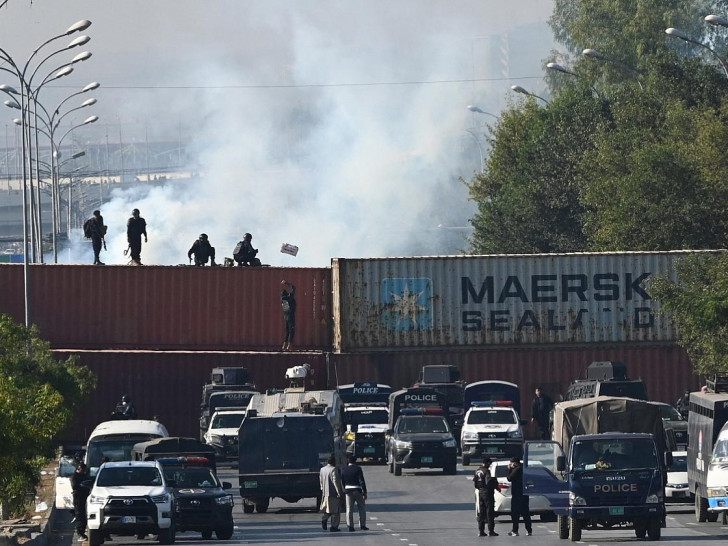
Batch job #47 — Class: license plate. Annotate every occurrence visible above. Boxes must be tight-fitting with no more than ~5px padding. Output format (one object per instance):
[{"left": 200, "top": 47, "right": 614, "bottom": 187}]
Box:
[
  {"left": 486, "top": 447, "right": 500, "bottom": 453},
  {"left": 609, "top": 507, "right": 624, "bottom": 516},
  {"left": 363, "top": 447, "right": 375, "bottom": 454},
  {"left": 244, "top": 481, "right": 258, "bottom": 489},
  {"left": 121, "top": 516, "right": 136, "bottom": 524},
  {"left": 421, "top": 456, "right": 433, "bottom": 463}
]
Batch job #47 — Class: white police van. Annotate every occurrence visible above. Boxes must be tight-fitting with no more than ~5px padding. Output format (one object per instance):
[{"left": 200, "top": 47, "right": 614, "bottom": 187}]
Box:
[{"left": 460, "top": 401, "right": 524, "bottom": 465}]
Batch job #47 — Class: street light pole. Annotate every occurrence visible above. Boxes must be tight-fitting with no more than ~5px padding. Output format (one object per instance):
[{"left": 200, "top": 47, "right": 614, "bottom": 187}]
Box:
[
  {"left": 510, "top": 84, "right": 550, "bottom": 104},
  {"left": 665, "top": 27, "right": 728, "bottom": 80},
  {"left": 582, "top": 48, "right": 644, "bottom": 90}
]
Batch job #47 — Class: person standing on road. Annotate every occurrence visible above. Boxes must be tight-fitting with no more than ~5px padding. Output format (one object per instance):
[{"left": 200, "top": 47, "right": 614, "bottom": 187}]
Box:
[
  {"left": 280, "top": 280, "right": 296, "bottom": 351},
  {"left": 474, "top": 457, "right": 498, "bottom": 537},
  {"left": 319, "top": 456, "right": 343, "bottom": 532},
  {"left": 531, "top": 387, "right": 553, "bottom": 440},
  {"left": 507, "top": 457, "right": 532, "bottom": 536},
  {"left": 126, "top": 208, "right": 148, "bottom": 265},
  {"left": 341, "top": 453, "right": 369, "bottom": 532},
  {"left": 71, "top": 462, "right": 91, "bottom": 541}
]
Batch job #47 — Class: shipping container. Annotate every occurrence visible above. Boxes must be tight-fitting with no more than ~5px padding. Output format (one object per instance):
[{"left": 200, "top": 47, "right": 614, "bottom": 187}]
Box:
[
  {"left": 53, "top": 349, "right": 328, "bottom": 443},
  {"left": 328, "top": 344, "right": 697, "bottom": 432},
  {"left": 1, "top": 264, "right": 331, "bottom": 350},
  {"left": 332, "top": 251, "right": 723, "bottom": 352}
]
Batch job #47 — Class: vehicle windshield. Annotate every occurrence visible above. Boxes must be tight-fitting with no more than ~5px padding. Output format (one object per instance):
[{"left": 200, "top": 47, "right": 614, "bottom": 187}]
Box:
[
  {"left": 658, "top": 405, "right": 684, "bottom": 422},
  {"left": 163, "top": 467, "right": 219, "bottom": 488},
  {"left": 712, "top": 439, "right": 728, "bottom": 463},
  {"left": 467, "top": 409, "right": 516, "bottom": 425},
  {"left": 345, "top": 408, "right": 389, "bottom": 426},
  {"left": 572, "top": 438, "right": 658, "bottom": 471},
  {"left": 669, "top": 454, "right": 687, "bottom": 472},
  {"left": 212, "top": 413, "right": 245, "bottom": 429},
  {"left": 598, "top": 382, "right": 647, "bottom": 400},
  {"left": 87, "top": 435, "right": 160, "bottom": 469},
  {"left": 397, "top": 416, "right": 449, "bottom": 434},
  {"left": 96, "top": 466, "right": 163, "bottom": 487}
]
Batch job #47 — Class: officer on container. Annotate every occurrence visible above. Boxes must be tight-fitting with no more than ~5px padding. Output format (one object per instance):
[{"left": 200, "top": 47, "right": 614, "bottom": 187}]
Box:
[
  {"left": 126, "top": 208, "right": 148, "bottom": 265},
  {"left": 188, "top": 233, "right": 217, "bottom": 266},
  {"left": 474, "top": 457, "right": 498, "bottom": 537}
]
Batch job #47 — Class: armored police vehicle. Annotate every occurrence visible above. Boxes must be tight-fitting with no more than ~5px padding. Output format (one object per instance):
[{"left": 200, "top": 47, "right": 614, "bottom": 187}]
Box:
[
  {"left": 386, "top": 387, "right": 458, "bottom": 476},
  {"left": 338, "top": 382, "right": 391, "bottom": 462},
  {"left": 564, "top": 361, "right": 648, "bottom": 401},
  {"left": 237, "top": 387, "right": 345, "bottom": 513},
  {"left": 199, "top": 367, "right": 257, "bottom": 440},
  {"left": 687, "top": 378, "right": 728, "bottom": 522},
  {"left": 414, "top": 365, "right": 466, "bottom": 444}
]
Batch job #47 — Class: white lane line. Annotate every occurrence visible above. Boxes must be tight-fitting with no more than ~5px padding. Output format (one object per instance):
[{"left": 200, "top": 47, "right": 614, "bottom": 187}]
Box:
[
  {"left": 376, "top": 523, "right": 384, "bottom": 526},
  {"left": 391, "top": 533, "right": 400, "bottom": 536},
  {"left": 370, "top": 517, "right": 378, "bottom": 520}
]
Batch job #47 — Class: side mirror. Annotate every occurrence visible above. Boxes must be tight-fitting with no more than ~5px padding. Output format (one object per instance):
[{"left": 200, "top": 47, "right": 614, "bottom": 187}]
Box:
[
  {"left": 222, "top": 481, "right": 232, "bottom": 490},
  {"left": 556, "top": 455, "right": 566, "bottom": 472},
  {"left": 386, "top": 429, "right": 393, "bottom": 436},
  {"left": 665, "top": 452, "right": 673, "bottom": 468}
]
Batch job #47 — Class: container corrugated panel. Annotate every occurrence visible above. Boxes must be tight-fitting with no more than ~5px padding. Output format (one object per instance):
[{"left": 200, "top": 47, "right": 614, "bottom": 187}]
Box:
[
  {"left": 53, "top": 349, "right": 327, "bottom": 443},
  {"left": 332, "top": 251, "right": 724, "bottom": 351},
  {"left": 329, "top": 345, "right": 697, "bottom": 413},
  {"left": 0, "top": 264, "right": 331, "bottom": 350}
]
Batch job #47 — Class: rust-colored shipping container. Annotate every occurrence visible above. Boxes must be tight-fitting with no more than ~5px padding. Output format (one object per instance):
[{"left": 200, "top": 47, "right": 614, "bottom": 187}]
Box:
[
  {"left": 329, "top": 344, "right": 696, "bottom": 420},
  {"left": 54, "top": 349, "right": 328, "bottom": 443},
  {"left": 1, "top": 264, "right": 331, "bottom": 350}
]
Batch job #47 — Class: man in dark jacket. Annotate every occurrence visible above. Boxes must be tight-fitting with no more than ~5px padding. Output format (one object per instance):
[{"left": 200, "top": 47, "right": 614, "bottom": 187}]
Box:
[
  {"left": 85, "top": 210, "right": 106, "bottom": 265},
  {"left": 126, "top": 208, "right": 148, "bottom": 265},
  {"left": 507, "top": 457, "right": 532, "bottom": 536},
  {"left": 531, "top": 387, "right": 553, "bottom": 440},
  {"left": 474, "top": 457, "right": 498, "bottom": 537},
  {"left": 188, "top": 233, "right": 216, "bottom": 266},
  {"left": 71, "top": 462, "right": 91, "bottom": 540},
  {"left": 280, "top": 280, "right": 296, "bottom": 351},
  {"left": 341, "top": 454, "right": 369, "bottom": 532},
  {"left": 233, "top": 233, "right": 261, "bottom": 266}
]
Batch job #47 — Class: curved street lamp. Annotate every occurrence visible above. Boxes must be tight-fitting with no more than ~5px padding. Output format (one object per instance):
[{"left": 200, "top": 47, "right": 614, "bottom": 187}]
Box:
[
  {"left": 510, "top": 84, "right": 549, "bottom": 104},
  {"left": 546, "top": 62, "right": 602, "bottom": 99},
  {"left": 467, "top": 104, "right": 498, "bottom": 119},
  {"left": 705, "top": 14, "right": 728, "bottom": 27},
  {"left": 665, "top": 27, "right": 728, "bottom": 80},
  {"left": 582, "top": 48, "right": 644, "bottom": 90}
]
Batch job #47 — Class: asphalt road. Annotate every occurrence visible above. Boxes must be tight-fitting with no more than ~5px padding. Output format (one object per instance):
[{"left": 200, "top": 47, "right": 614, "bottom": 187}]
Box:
[{"left": 52, "top": 462, "right": 728, "bottom": 546}]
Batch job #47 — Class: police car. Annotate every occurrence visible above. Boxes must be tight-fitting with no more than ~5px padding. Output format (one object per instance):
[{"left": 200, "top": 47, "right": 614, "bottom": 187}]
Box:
[
  {"left": 665, "top": 451, "right": 690, "bottom": 500},
  {"left": 204, "top": 408, "right": 246, "bottom": 461},
  {"left": 460, "top": 401, "right": 524, "bottom": 466},
  {"left": 344, "top": 405, "right": 389, "bottom": 461}
]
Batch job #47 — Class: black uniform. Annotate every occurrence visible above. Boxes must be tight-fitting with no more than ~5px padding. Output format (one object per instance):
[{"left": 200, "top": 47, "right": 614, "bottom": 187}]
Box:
[
  {"left": 71, "top": 466, "right": 91, "bottom": 539},
  {"left": 507, "top": 462, "right": 532, "bottom": 535},
  {"left": 676, "top": 392, "right": 690, "bottom": 420},
  {"left": 86, "top": 213, "right": 106, "bottom": 265},
  {"left": 281, "top": 283, "right": 296, "bottom": 350},
  {"left": 234, "top": 236, "right": 260, "bottom": 266},
  {"left": 531, "top": 392, "right": 553, "bottom": 440},
  {"left": 474, "top": 463, "right": 497, "bottom": 536},
  {"left": 126, "top": 214, "right": 147, "bottom": 264},
  {"left": 188, "top": 238, "right": 216, "bottom": 266}
]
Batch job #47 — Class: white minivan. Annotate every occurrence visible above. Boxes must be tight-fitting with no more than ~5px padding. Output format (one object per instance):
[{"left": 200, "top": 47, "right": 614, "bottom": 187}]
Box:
[{"left": 85, "top": 420, "right": 169, "bottom": 476}]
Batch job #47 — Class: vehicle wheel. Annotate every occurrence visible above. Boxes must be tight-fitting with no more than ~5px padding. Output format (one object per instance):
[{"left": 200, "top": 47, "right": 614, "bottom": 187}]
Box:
[
  {"left": 462, "top": 454, "right": 471, "bottom": 466},
  {"left": 215, "top": 523, "right": 234, "bottom": 540},
  {"left": 558, "top": 515, "right": 568, "bottom": 539},
  {"left": 388, "top": 453, "right": 394, "bottom": 473},
  {"left": 634, "top": 520, "right": 647, "bottom": 539},
  {"left": 88, "top": 529, "right": 104, "bottom": 546},
  {"left": 158, "top": 522, "right": 175, "bottom": 545},
  {"left": 394, "top": 461, "right": 402, "bottom": 476},
  {"left": 647, "top": 518, "right": 661, "bottom": 540},
  {"left": 136, "top": 534, "right": 147, "bottom": 540},
  {"left": 569, "top": 517, "right": 581, "bottom": 542},
  {"left": 201, "top": 530, "right": 213, "bottom": 540},
  {"left": 255, "top": 499, "right": 270, "bottom": 513},
  {"left": 707, "top": 512, "right": 719, "bottom": 523},
  {"left": 695, "top": 492, "right": 708, "bottom": 522},
  {"left": 443, "top": 462, "right": 457, "bottom": 475},
  {"left": 243, "top": 502, "right": 255, "bottom": 514},
  {"left": 540, "top": 511, "right": 558, "bottom": 523}
]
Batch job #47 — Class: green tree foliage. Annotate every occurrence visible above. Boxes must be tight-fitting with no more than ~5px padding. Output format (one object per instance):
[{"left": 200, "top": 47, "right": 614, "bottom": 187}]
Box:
[
  {"left": 0, "top": 315, "right": 96, "bottom": 515},
  {"left": 651, "top": 254, "right": 728, "bottom": 375}
]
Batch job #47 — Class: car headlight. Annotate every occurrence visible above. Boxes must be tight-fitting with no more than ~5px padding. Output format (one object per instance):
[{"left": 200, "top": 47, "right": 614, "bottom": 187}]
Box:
[
  {"left": 226, "top": 437, "right": 237, "bottom": 446},
  {"left": 394, "top": 440, "right": 412, "bottom": 450},
  {"left": 345, "top": 431, "right": 356, "bottom": 442},
  {"left": 209, "top": 435, "right": 221, "bottom": 444},
  {"left": 645, "top": 494, "right": 660, "bottom": 504},
  {"left": 708, "top": 487, "right": 728, "bottom": 497},
  {"left": 215, "top": 495, "right": 234, "bottom": 506},
  {"left": 569, "top": 492, "right": 586, "bottom": 506},
  {"left": 667, "top": 483, "right": 688, "bottom": 488},
  {"left": 88, "top": 495, "right": 107, "bottom": 505},
  {"left": 443, "top": 439, "right": 457, "bottom": 448},
  {"left": 151, "top": 493, "right": 171, "bottom": 504},
  {"left": 462, "top": 431, "right": 478, "bottom": 441},
  {"left": 508, "top": 429, "right": 523, "bottom": 438}
]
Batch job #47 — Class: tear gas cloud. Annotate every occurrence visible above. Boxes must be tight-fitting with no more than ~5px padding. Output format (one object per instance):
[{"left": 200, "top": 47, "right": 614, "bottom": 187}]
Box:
[{"left": 0, "top": 1, "right": 554, "bottom": 266}]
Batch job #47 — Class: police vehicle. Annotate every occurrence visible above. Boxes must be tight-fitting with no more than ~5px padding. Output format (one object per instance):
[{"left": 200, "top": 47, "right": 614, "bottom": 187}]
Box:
[
  {"left": 338, "top": 382, "right": 392, "bottom": 462},
  {"left": 204, "top": 408, "right": 247, "bottom": 462},
  {"left": 460, "top": 401, "right": 524, "bottom": 465}
]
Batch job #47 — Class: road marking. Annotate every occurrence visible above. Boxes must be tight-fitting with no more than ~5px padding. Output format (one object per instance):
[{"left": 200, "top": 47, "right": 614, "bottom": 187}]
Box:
[
  {"left": 376, "top": 523, "right": 384, "bottom": 526},
  {"left": 391, "top": 533, "right": 400, "bottom": 536},
  {"left": 370, "top": 517, "right": 378, "bottom": 520}
]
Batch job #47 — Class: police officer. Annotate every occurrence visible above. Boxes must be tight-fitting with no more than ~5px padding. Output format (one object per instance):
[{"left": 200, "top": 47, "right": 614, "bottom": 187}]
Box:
[
  {"left": 71, "top": 462, "right": 91, "bottom": 540},
  {"left": 126, "top": 208, "right": 148, "bottom": 265},
  {"left": 188, "top": 233, "right": 217, "bottom": 266},
  {"left": 474, "top": 457, "right": 498, "bottom": 537},
  {"left": 112, "top": 394, "right": 138, "bottom": 419},
  {"left": 507, "top": 457, "right": 533, "bottom": 536}
]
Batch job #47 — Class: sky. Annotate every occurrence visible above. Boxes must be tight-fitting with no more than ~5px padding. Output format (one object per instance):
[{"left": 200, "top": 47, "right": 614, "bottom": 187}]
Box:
[{"left": 0, "top": 0, "right": 555, "bottom": 266}]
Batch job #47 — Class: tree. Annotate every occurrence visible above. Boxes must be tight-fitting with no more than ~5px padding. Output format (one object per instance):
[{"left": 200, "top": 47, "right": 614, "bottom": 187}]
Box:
[
  {"left": 0, "top": 315, "right": 96, "bottom": 516},
  {"left": 651, "top": 254, "right": 728, "bottom": 375}
]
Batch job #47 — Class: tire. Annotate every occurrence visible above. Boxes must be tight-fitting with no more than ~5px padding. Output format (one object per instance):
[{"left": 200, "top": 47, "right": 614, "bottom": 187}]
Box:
[
  {"left": 242, "top": 503, "right": 255, "bottom": 514},
  {"left": 394, "top": 461, "right": 402, "bottom": 476},
  {"left": 215, "top": 523, "right": 234, "bottom": 540},
  {"left": 695, "top": 493, "right": 708, "bottom": 522},
  {"left": 634, "top": 520, "right": 647, "bottom": 539},
  {"left": 158, "top": 522, "right": 175, "bottom": 545},
  {"left": 569, "top": 517, "right": 581, "bottom": 542},
  {"left": 707, "top": 512, "right": 719, "bottom": 523},
  {"left": 462, "top": 454, "right": 471, "bottom": 466},
  {"left": 88, "top": 529, "right": 104, "bottom": 546},
  {"left": 315, "top": 495, "right": 322, "bottom": 511},
  {"left": 647, "top": 518, "right": 661, "bottom": 540},
  {"left": 201, "top": 530, "right": 213, "bottom": 540},
  {"left": 255, "top": 499, "right": 269, "bottom": 513},
  {"left": 136, "top": 534, "right": 147, "bottom": 540},
  {"left": 540, "top": 511, "right": 558, "bottom": 523},
  {"left": 388, "top": 453, "right": 394, "bottom": 474},
  {"left": 558, "top": 515, "right": 569, "bottom": 539}
]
